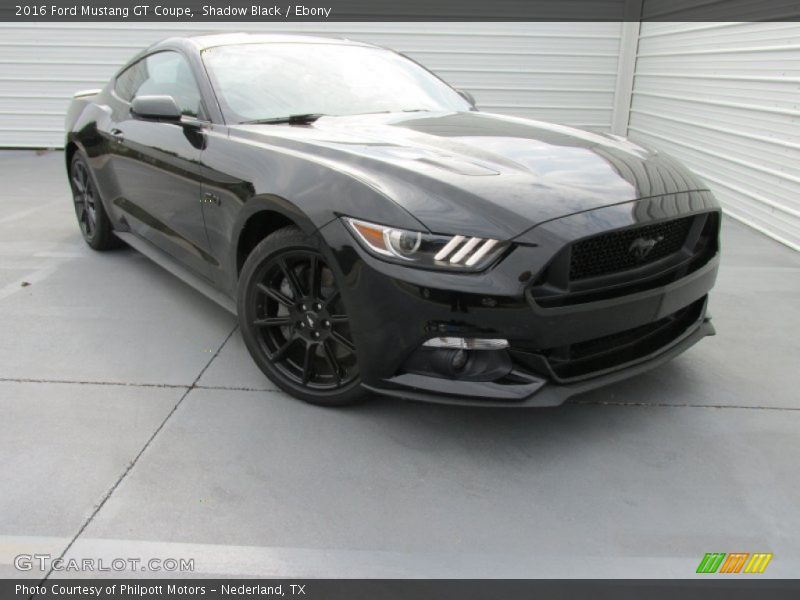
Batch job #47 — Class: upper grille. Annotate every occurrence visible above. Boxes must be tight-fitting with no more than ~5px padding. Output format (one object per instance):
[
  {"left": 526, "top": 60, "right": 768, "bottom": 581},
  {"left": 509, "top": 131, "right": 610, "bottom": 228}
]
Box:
[{"left": 569, "top": 216, "right": 694, "bottom": 281}]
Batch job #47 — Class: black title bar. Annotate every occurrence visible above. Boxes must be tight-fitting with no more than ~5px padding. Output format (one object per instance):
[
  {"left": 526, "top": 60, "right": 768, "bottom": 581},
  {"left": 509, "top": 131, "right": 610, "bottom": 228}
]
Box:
[{"left": 1, "top": 0, "right": 800, "bottom": 21}]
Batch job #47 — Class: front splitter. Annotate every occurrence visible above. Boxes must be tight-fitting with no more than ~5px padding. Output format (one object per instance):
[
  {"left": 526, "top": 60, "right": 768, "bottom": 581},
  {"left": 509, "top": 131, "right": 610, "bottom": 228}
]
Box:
[{"left": 363, "top": 319, "right": 715, "bottom": 408}]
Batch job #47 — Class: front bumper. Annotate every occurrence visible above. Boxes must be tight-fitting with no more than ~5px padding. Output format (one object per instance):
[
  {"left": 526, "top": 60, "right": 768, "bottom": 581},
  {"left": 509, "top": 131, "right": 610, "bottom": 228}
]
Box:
[
  {"left": 317, "top": 192, "right": 720, "bottom": 407},
  {"left": 366, "top": 317, "right": 714, "bottom": 407}
]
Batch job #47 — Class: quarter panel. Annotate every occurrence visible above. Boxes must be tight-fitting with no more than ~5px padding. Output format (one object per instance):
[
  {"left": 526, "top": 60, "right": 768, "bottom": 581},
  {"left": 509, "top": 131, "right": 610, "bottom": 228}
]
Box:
[{"left": 67, "top": 89, "right": 122, "bottom": 223}]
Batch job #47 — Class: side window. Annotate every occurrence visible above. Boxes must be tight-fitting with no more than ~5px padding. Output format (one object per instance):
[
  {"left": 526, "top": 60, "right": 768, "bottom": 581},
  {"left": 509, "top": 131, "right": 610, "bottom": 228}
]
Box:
[
  {"left": 115, "top": 51, "right": 203, "bottom": 117},
  {"left": 115, "top": 60, "right": 147, "bottom": 102}
]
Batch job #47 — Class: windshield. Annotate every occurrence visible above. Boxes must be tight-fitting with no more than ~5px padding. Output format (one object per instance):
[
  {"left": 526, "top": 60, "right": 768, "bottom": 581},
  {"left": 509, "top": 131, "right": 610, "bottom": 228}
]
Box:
[{"left": 201, "top": 42, "right": 472, "bottom": 123}]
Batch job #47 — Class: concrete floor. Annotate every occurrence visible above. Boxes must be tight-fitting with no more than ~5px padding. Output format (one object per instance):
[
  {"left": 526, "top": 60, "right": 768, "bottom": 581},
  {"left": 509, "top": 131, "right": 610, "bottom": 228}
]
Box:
[{"left": 0, "top": 150, "right": 798, "bottom": 579}]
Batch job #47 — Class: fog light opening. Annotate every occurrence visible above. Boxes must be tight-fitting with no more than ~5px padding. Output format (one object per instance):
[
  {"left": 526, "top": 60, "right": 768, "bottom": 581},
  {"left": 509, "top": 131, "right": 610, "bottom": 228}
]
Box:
[{"left": 403, "top": 345, "right": 513, "bottom": 382}]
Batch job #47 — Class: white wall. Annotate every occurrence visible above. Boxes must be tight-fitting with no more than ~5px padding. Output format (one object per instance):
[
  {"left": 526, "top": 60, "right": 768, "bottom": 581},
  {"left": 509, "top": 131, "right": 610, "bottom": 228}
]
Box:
[
  {"left": 628, "top": 22, "right": 800, "bottom": 251},
  {"left": 0, "top": 21, "right": 624, "bottom": 147}
]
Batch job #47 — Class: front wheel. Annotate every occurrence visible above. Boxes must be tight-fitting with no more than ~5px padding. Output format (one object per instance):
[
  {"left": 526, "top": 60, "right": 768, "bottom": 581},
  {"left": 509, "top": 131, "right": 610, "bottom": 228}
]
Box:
[{"left": 237, "top": 227, "right": 366, "bottom": 406}]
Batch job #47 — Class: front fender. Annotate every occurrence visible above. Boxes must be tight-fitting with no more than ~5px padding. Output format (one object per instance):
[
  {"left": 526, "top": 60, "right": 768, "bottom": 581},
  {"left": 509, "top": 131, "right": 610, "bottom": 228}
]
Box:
[{"left": 199, "top": 127, "right": 430, "bottom": 294}]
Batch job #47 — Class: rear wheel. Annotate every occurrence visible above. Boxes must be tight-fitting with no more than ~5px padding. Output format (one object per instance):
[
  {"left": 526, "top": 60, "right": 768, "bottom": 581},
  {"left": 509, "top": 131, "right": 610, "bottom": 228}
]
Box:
[
  {"left": 69, "top": 152, "right": 121, "bottom": 250},
  {"left": 238, "top": 227, "right": 366, "bottom": 406}
]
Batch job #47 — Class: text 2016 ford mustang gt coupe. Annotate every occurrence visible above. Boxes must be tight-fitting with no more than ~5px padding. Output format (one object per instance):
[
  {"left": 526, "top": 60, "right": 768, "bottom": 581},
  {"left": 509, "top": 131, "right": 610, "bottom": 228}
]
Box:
[{"left": 65, "top": 33, "right": 720, "bottom": 407}]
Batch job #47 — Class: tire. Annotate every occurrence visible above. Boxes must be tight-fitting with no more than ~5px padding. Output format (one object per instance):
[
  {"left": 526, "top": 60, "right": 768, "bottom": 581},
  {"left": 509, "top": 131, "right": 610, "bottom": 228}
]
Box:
[
  {"left": 237, "top": 226, "right": 367, "bottom": 406},
  {"left": 68, "top": 152, "right": 122, "bottom": 250}
]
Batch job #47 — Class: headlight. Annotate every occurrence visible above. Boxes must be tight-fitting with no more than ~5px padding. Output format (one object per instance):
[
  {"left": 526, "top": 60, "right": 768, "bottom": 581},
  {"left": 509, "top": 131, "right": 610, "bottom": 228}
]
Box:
[{"left": 343, "top": 217, "right": 507, "bottom": 271}]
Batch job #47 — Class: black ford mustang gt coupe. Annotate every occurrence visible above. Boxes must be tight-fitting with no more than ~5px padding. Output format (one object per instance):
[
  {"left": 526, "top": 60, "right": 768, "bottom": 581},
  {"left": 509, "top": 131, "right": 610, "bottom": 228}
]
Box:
[{"left": 65, "top": 33, "right": 720, "bottom": 407}]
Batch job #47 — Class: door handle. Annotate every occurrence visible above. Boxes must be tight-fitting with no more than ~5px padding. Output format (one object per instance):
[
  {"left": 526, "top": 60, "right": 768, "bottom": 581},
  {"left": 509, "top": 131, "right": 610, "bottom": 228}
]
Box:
[{"left": 110, "top": 128, "right": 124, "bottom": 142}]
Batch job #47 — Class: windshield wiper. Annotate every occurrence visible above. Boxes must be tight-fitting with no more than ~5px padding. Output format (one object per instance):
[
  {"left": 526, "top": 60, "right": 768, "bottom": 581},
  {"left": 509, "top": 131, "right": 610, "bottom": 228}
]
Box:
[{"left": 241, "top": 113, "right": 325, "bottom": 125}]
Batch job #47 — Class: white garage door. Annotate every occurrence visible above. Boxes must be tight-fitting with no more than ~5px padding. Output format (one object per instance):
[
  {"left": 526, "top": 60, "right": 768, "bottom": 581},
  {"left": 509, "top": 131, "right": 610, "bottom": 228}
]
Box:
[
  {"left": 0, "top": 21, "right": 624, "bottom": 148},
  {"left": 628, "top": 22, "right": 800, "bottom": 251}
]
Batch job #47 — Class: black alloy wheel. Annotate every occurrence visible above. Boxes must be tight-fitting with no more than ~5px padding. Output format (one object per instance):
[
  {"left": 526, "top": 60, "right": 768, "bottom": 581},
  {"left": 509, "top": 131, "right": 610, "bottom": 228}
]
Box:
[
  {"left": 238, "top": 227, "right": 365, "bottom": 406},
  {"left": 69, "top": 153, "right": 120, "bottom": 250},
  {"left": 71, "top": 158, "right": 97, "bottom": 239}
]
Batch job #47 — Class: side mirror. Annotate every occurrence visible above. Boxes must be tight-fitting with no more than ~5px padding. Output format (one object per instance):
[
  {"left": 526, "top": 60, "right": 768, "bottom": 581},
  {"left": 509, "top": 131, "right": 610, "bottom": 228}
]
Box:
[
  {"left": 456, "top": 89, "right": 476, "bottom": 107},
  {"left": 131, "top": 95, "right": 182, "bottom": 121}
]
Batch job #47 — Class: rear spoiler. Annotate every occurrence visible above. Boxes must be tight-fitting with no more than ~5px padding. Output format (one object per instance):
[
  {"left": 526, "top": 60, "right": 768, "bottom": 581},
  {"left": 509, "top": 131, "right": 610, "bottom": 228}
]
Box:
[{"left": 73, "top": 89, "right": 101, "bottom": 98}]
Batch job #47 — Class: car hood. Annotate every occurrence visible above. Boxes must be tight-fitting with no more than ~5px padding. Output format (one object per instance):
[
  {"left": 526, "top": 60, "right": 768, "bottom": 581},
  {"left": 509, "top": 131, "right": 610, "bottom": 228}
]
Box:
[{"left": 232, "top": 111, "right": 707, "bottom": 240}]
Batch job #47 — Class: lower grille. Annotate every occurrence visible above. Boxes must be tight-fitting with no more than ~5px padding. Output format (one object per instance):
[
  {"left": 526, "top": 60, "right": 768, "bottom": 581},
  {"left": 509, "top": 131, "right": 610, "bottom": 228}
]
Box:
[
  {"left": 570, "top": 216, "right": 694, "bottom": 280},
  {"left": 546, "top": 298, "right": 705, "bottom": 380},
  {"left": 510, "top": 298, "right": 707, "bottom": 382}
]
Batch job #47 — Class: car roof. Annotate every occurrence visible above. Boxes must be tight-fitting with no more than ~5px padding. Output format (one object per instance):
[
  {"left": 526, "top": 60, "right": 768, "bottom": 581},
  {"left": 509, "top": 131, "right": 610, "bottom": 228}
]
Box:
[{"left": 150, "top": 32, "right": 378, "bottom": 53}]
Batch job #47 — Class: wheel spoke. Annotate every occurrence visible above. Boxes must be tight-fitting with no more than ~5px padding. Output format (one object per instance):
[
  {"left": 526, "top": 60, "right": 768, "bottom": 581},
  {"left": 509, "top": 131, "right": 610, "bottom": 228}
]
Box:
[
  {"left": 330, "top": 331, "right": 355, "bottom": 353},
  {"left": 329, "top": 314, "right": 348, "bottom": 324},
  {"left": 270, "top": 337, "right": 296, "bottom": 362},
  {"left": 253, "top": 316, "right": 292, "bottom": 327},
  {"left": 257, "top": 282, "right": 293, "bottom": 307},
  {"left": 322, "top": 341, "right": 342, "bottom": 383},
  {"left": 84, "top": 204, "right": 95, "bottom": 234},
  {"left": 78, "top": 166, "right": 88, "bottom": 189},
  {"left": 301, "top": 342, "right": 314, "bottom": 384},
  {"left": 279, "top": 259, "right": 305, "bottom": 300},
  {"left": 72, "top": 174, "right": 85, "bottom": 193}
]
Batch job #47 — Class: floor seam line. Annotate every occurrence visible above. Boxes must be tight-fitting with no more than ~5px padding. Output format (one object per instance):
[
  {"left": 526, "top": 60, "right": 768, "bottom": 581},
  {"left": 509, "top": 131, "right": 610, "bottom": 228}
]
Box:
[
  {"left": 35, "top": 325, "right": 239, "bottom": 588},
  {"left": 195, "top": 384, "right": 279, "bottom": 393},
  {"left": 0, "top": 377, "right": 189, "bottom": 389},
  {"left": 192, "top": 325, "right": 239, "bottom": 386}
]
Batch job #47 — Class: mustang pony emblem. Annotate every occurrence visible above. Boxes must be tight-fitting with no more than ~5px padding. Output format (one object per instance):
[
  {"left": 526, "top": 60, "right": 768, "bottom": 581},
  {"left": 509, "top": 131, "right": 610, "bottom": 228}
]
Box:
[{"left": 629, "top": 235, "right": 664, "bottom": 260}]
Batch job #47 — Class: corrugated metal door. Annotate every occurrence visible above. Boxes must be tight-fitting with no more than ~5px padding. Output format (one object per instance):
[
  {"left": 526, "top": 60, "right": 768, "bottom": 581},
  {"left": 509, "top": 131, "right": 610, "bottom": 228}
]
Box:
[
  {"left": 628, "top": 22, "right": 800, "bottom": 250},
  {"left": 0, "top": 21, "right": 623, "bottom": 148}
]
